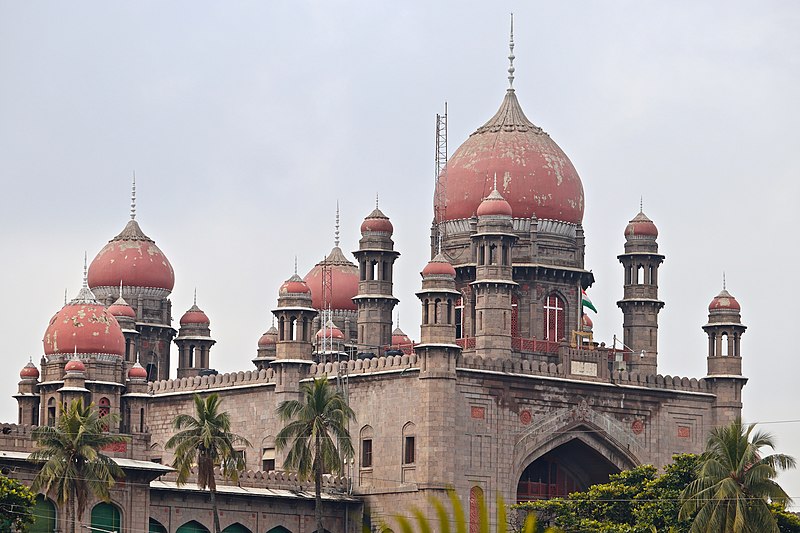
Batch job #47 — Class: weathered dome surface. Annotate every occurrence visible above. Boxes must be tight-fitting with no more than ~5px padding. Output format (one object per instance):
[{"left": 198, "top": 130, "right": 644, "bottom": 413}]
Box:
[
  {"left": 43, "top": 287, "right": 125, "bottom": 357},
  {"left": 436, "top": 89, "right": 584, "bottom": 224},
  {"left": 422, "top": 253, "right": 457, "bottom": 277},
  {"left": 304, "top": 247, "right": 359, "bottom": 311},
  {"left": 316, "top": 323, "right": 345, "bottom": 340},
  {"left": 180, "top": 304, "right": 210, "bottom": 325},
  {"left": 391, "top": 327, "right": 413, "bottom": 347},
  {"left": 128, "top": 361, "right": 148, "bottom": 379},
  {"left": 64, "top": 357, "right": 86, "bottom": 372},
  {"left": 625, "top": 211, "right": 658, "bottom": 238},
  {"left": 476, "top": 187, "right": 513, "bottom": 217},
  {"left": 258, "top": 326, "right": 278, "bottom": 348},
  {"left": 88, "top": 220, "right": 175, "bottom": 292},
  {"left": 279, "top": 274, "right": 311, "bottom": 295},
  {"left": 108, "top": 295, "right": 136, "bottom": 319},
  {"left": 360, "top": 208, "right": 394, "bottom": 235},
  {"left": 20, "top": 361, "right": 39, "bottom": 379},
  {"left": 709, "top": 289, "right": 741, "bottom": 312}
]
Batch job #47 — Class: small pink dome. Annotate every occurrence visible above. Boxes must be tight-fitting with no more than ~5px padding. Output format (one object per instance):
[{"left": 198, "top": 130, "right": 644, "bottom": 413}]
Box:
[
  {"left": 422, "top": 253, "right": 456, "bottom": 277},
  {"left": 709, "top": 289, "right": 741, "bottom": 312},
  {"left": 258, "top": 328, "right": 278, "bottom": 348},
  {"left": 625, "top": 211, "right": 658, "bottom": 238},
  {"left": 360, "top": 208, "right": 393, "bottom": 235},
  {"left": 108, "top": 296, "right": 136, "bottom": 319},
  {"left": 180, "top": 304, "right": 210, "bottom": 326},
  {"left": 391, "top": 327, "right": 413, "bottom": 347},
  {"left": 316, "top": 325, "right": 345, "bottom": 340},
  {"left": 65, "top": 357, "right": 86, "bottom": 372},
  {"left": 476, "top": 188, "right": 513, "bottom": 217},
  {"left": 20, "top": 361, "right": 39, "bottom": 379},
  {"left": 128, "top": 362, "right": 148, "bottom": 379},
  {"left": 280, "top": 274, "right": 311, "bottom": 295}
]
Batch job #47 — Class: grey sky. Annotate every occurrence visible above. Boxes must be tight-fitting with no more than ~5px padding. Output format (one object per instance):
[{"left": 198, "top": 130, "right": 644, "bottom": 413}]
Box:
[{"left": 2, "top": 1, "right": 799, "bottom": 506}]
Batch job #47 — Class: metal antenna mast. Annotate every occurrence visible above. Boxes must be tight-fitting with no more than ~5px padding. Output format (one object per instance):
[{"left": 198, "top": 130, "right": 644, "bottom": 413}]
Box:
[{"left": 433, "top": 102, "right": 448, "bottom": 257}]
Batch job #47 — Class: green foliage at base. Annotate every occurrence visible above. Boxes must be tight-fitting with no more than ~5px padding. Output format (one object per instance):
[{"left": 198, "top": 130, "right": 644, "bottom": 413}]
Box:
[
  {"left": 0, "top": 474, "right": 36, "bottom": 532},
  {"left": 513, "top": 454, "right": 699, "bottom": 533}
]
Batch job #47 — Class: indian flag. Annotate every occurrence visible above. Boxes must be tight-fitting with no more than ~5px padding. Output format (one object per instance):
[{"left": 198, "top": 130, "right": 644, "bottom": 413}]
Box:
[{"left": 581, "top": 289, "right": 597, "bottom": 313}]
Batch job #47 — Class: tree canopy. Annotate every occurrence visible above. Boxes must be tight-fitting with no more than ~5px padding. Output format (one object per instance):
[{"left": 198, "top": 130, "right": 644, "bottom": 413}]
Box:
[{"left": 0, "top": 474, "right": 36, "bottom": 532}]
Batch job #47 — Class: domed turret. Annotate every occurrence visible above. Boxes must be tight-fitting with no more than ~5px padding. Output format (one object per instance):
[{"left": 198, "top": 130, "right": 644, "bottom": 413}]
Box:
[
  {"left": 476, "top": 187, "right": 513, "bottom": 218},
  {"left": 304, "top": 247, "right": 359, "bottom": 312},
  {"left": 391, "top": 326, "right": 413, "bottom": 347},
  {"left": 108, "top": 295, "right": 136, "bottom": 319},
  {"left": 180, "top": 304, "right": 210, "bottom": 325},
  {"left": 43, "top": 275, "right": 125, "bottom": 358},
  {"left": 708, "top": 289, "right": 741, "bottom": 313},
  {"left": 258, "top": 327, "right": 279, "bottom": 348},
  {"left": 19, "top": 360, "right": 39, "bottom": 380},
  {"left": 128, "top": 360, "right": 148, "bottom": 380},
  {"left": 360, "top": 208, "right": 394, "bottom": 236},
  {"left": 175, "top": 295, "right": 215, "bottom": 379},
  {"left": 280, "top": 274, "right": 312, "bottom": 296},
  {"left": 625, "top": 211, "right": 658, "bottom": 239},
  {"left": 422, "top": 253, "right": 457, "bottom": 278},
  {"left": 64, "top": 355, "right": 86, "bottom": 373},
  {"left": 316, "top": 323, "right": 345, "bottom": 340}
]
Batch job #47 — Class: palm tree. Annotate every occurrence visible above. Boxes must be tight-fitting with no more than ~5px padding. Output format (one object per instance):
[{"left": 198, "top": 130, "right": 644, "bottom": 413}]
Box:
[
  {"left": 276, "top": 377, "right": 355, "bottom": 533},
  {"left": 166, "top": 393, "right": 251, "bottom": 533},
  {"left": 679, "top": 418, "right": 796, "bottom": 533},
  {"left": 29, "top": 398, "right": 128, "bottom": 533}
]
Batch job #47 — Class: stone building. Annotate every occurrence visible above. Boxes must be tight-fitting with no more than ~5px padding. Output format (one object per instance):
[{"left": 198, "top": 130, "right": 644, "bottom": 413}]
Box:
[{"left": 2, "top": 34, "right": 748, "bottom": 533}]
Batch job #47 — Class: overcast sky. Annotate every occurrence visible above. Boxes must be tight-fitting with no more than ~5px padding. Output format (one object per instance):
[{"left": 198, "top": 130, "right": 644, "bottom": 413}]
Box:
[{"left": 1, "top": 1, "right": 799, "bottom": 506}]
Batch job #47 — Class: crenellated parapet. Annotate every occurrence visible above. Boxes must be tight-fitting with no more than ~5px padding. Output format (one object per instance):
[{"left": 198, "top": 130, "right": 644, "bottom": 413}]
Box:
[
  {"left": 149, "top": 368, "right": 275, "bottom": 394},
  {"left": 157, "top": 466, "right": 349, "bottom": 493},
  {"left": 307, "top": 353, "right": 418, "bottom": 378}
]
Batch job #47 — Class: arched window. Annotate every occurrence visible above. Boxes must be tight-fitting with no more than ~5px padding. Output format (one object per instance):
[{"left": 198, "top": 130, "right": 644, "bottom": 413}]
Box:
[
  {"left": 176, "top": 521, "right": 210, "bottom": 533},
  {"left": 402, "top": 422, "right": 416, "bottom": 465},
  {"left": 721, "top": 333, "right": 729, "bottom": 356},
  {"left": 434, "top": 298, "right": 441, "bottom": 324},
  {"left": 489, "top": 244, "right": 497, "bottom": 265},
  {"left": 637, "top": 265, "right": 644, "bottom": 284},
  {"left": 360, "top": 425, "right": 374, "bottom": 469},
  {"left": 188, "top": 345, "right": 195, "bottom": 367},
  {"left": 47, "top": 397, "right": 56, "bottom": 426},
  {"left": 447, "top": 299, "right": 453, "bottom": 325},
  {"left": 221, "top": 523, "right": 252, "bottom": 533},
  {"left": 98, "top": 397, "right": 110, "bottom": 418},
  {"left": 423, "top": 299, "right": 429, "bottom": 324},
  {"left": 91, "top": 503, "right": 121, "bottom": 533},
  {"left": 30, "top": 495, "right": 56, "bottom": 533},
  {"left": 544, "top": 294, "right": 566, "bottom": 342},
  {"left": 149, "top": 518, "right": 168, "bottom": 533},
  {"left": 278, "top": 316, "right": 285, "bottom": 341},
  {"left": 455, "top": 297, "right": 464, "bottom": 338},
  {"left": 469, "top": 486, "right": 484, "bottom": 533},
  {"left": 511, "top": 296, "right": 519, "bottom": 337}
]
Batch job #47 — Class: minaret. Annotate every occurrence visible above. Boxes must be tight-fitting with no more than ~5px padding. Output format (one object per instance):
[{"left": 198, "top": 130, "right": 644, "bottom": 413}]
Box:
[
  {"left": 270, "top": 271, "right": 317, "bottom": 393},
  {"left": 470, "top": 181, "right": 518, "bottom": 357},
  {"left": 353, "top": 200, "right": 399, "bottom": 355},
  {"left": 107, "top": 282, "right": 140, "bottom": 368},
  {"left": 704, "top": 284, "right": 748, "bottom": 428},
  {"left": 616, "top": 208, "right": 664, "bottom": 375},
  {"left": 254, "top": 324, "right": 278, "bottom": 370},
  {"left": 15, "top": 359, "right": 41, "bottom": 426},
  {"left": 122, "top": 358, "right": 150, "bottom": 433},
  {"left": 174, "top": 292, "right": 215, "bottom": 378}
]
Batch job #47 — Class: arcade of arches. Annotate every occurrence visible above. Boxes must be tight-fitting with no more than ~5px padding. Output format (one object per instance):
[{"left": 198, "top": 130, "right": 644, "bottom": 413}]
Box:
[{"left": 516, "top": 439, "right": 622, "bottom": 502}]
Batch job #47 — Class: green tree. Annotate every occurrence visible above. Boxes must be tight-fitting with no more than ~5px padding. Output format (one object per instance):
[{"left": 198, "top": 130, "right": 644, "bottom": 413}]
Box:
[
  {"left": 514, "top": 454, "right": 700, "bottom": 533},
  {"left": 0, "top": 474, "right": 36, "bottom": 532},
  {"left": 29, "top": 398, "right": 127, "bottom": 533},
  {"left": 276, "top": 377, "right": 355, "bottom": 533},
  {"left": 166, "top": 393, "right": 251, "bottom": 533},
  {"left": 679, "top": 419, "right": 796, "bottom": 533}
]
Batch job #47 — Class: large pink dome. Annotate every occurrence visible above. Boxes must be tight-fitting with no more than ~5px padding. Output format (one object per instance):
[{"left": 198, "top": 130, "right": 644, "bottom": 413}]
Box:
[
  {"left": 435, "top": 89, "right": 584, "bottom": 224},
  {"left": 43, "top": 287, "right": 125, "bottom": 357},
  {"left": 88, "top": 219, "right": 174, "bottom": 292},
  {"left": 304, "top": 247, "right": 359, "bottom": 311}
]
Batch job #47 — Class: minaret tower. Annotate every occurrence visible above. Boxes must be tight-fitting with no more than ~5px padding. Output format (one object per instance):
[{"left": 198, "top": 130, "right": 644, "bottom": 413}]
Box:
[
  {"left": 471, "top": 181, "right": 518, "bottom": 357},
  {"left": 704, "top": 284, "right": 748, "bottom": 427},
  {"left": 617, "top": 207, "right": 664, "bottom": 375},
  {"left": 16, "top": 359, "right": 41, "bottom": 426},
  {"left": 271, "top": 269, "right": 317, "bottom": 393},
  {"left": 353, "top": 200, "right": 399, "bottom": 355},
  {"left": 174, "top": 292, "right": 215, "bottom": 378}
]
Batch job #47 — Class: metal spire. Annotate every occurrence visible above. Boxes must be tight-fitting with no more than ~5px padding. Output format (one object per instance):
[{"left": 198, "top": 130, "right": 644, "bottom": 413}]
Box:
[
  {"left": 294, "top": 256, "right": 298, "bottom": 275},
  {"left": 508, "top": 13, "right": 515, "bottom": 89},
  {"left": 493, "top": 172, "right": 498, "bottom": 191},
  {"left": 375, "top": 193, "right": 379, "bottom": 210},
  {"left": 193, "top": 287, "right": 197, "bottom": 306},
  {"left": 335, "top": 201, "right": 341, "bottom": 247},
  {"left": 64, "top": 288, "right": 67, "bottom": 306},
  {"left": 119, "top": 280, "right": 123, "bottom": 299},
  {"left": 640, "top": 196, "right": 643, "bottom": 213},
  {"left": 723, "top": 272, "right": 726, "bottom": 290},
  {"left": 82, "top": 252, "right": 88, "bottom": 289},
  {"left": 131, "top": 172, "right": 136, "bottom": 220}
]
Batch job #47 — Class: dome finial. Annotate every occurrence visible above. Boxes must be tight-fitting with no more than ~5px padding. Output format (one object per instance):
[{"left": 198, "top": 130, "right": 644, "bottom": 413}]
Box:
[
  {"left": 493, "top": 172, "right": 498, "bottom": 192},
  {"left": 294, "top": 256, "right": 298, "bottom": 275},
  {"left": 723, "top": 271, "right": 726, "bottom": 290},
  {"left": 193, "top": 287, "right": 197, "bottom": 306},
  {"left": 335, "top": 201, "right": 341, "bottom": 247},
  {"left": 131, "top": 172, "right": 136, "bottom": 220},
  {"left": 64, "top": 288, "right": 67, "bottom": 306},
  {"left": 375, "top": 192, "right": 379, "bottom": 210},
  {"left": 82, "top": 252, "right": 88, "bottom": 289},
  {"left": 507, "top": 12, "right": 515, "bottom": 89}
]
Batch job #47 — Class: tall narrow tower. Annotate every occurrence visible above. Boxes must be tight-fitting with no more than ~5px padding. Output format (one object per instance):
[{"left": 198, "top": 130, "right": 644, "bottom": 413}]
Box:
[
  {"left": 704, "top": 287, "right": 747, "bottom": 427},
  {"left": 353, "top": 204, "right": 399, "bottom": 355},
  {"left": 271, "top": 273, "right": 317, "bottom": 393},
  {"left": 471, "top": 185, "right": 517, "bottom": 357},
  {"left": 174, "top": 297, "right": 215, "bottom": 378},
  {"left": 617, "top": 209, "right": 664, "bottom": 375}
]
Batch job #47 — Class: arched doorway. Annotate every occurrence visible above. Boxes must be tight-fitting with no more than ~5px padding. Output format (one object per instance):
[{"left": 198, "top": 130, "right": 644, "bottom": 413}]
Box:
[
  {"left": 266, "top": 528, "right": 293, "bottom": 533},
  {"left": 517, "top": 438, "right": 622, "bottom": 502},
  {"left": 91, "top": 502, "right": 121, "bottom": 533},
  {"left": 150, "top": 518, "right": 168, "bottom": 533},
  {"left": 177, "top": 520, "right": 211, "bottom": 533},
  {"left": 30, "top": 495, "right": 56, "bottom": 533}
]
